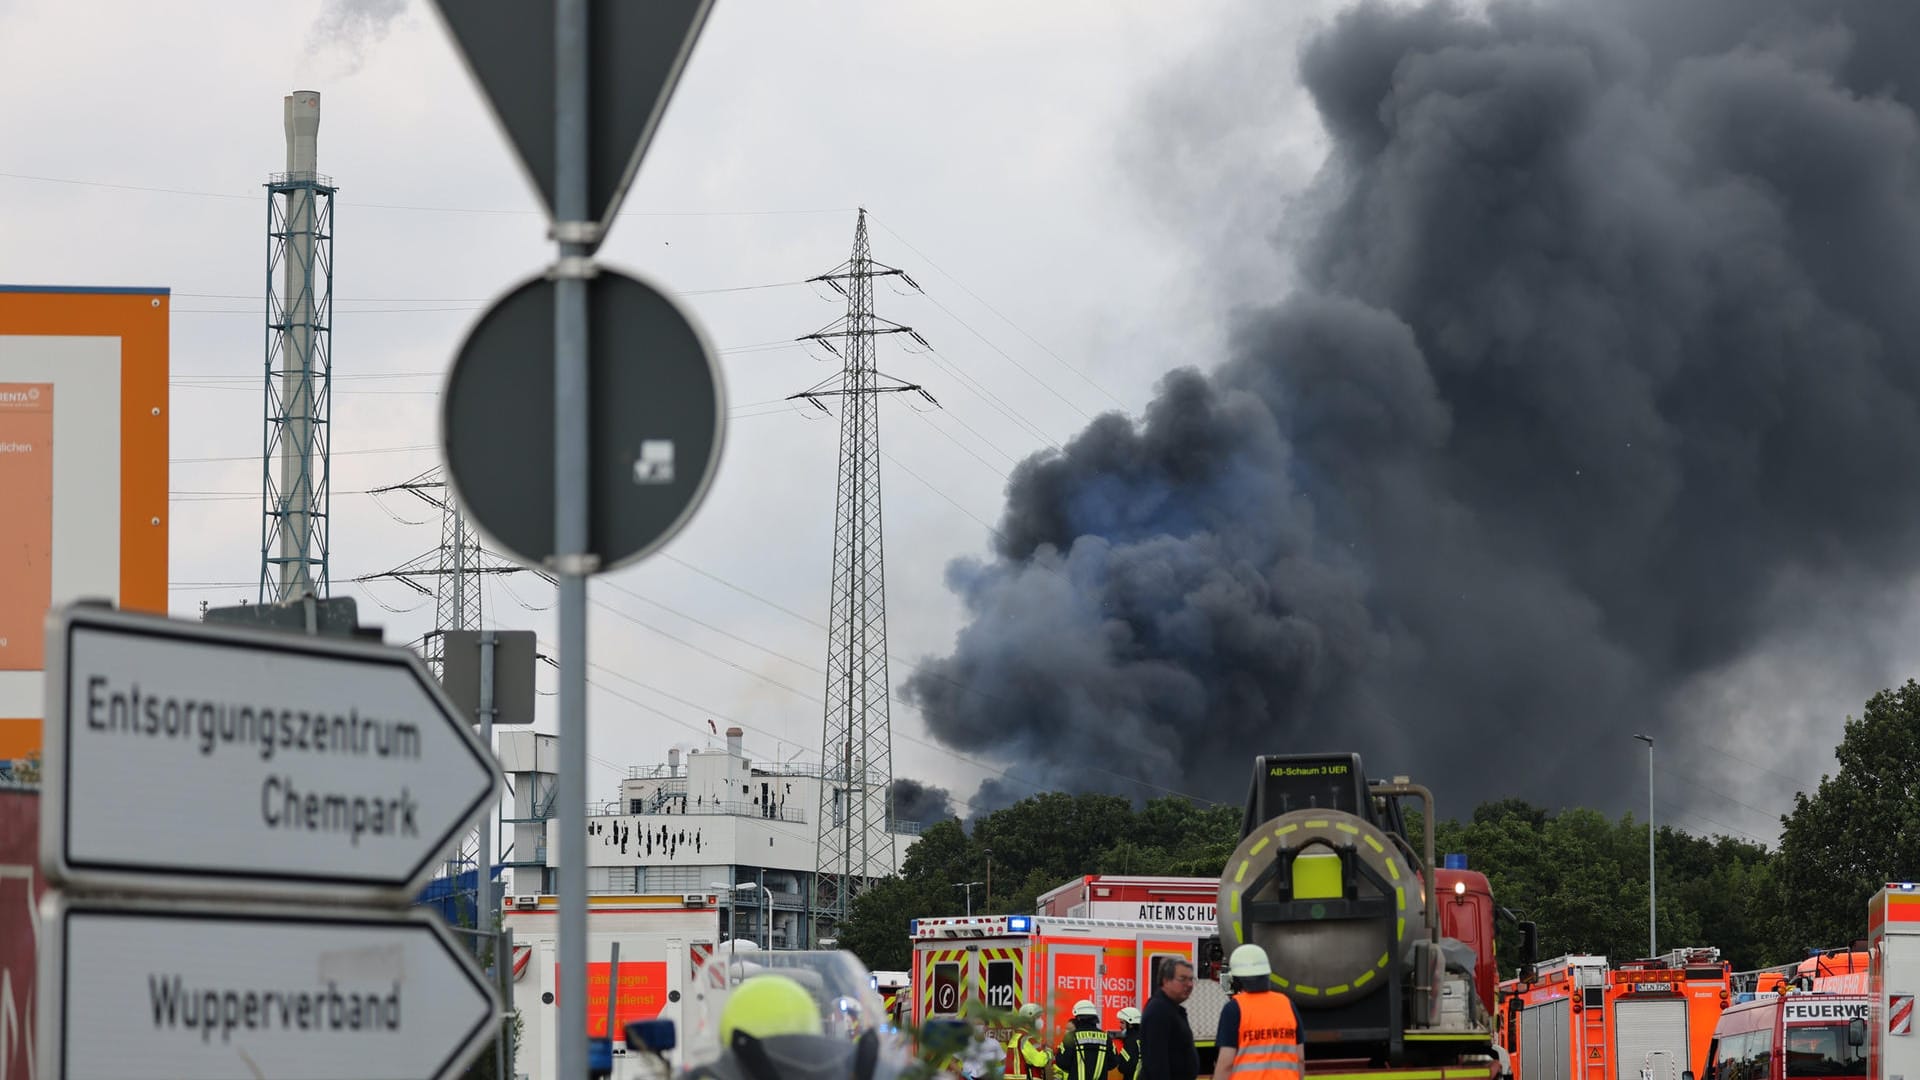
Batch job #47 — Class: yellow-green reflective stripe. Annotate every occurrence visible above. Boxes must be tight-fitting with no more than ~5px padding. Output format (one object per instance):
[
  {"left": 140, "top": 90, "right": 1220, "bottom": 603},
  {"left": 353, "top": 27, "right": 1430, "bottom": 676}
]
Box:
[
  {"left": 1273, "top": 974, "right": 1290, "bottom": 988},
  {"left": 1397, "top": 917, "right": 1406, "bottom": 939},
  {"left": 1251, "top": 837, "right": 1272, "bottom": 857},
  {"left": 1377, "top": 952, "right": 1391, "bottom": 969},
  {"left": 1353, "top": 970, "right": 1375, "bottom": 987},
  {"left": 1294, "top": 984, "right": 1320, "bottom": 996},
  {"left": 1328, "top": 983, "right": 1349, "bottom": 995},
  {"left": 1304, "top": 819, "right": 1329, "bottom": 828},
  {"left": 1395, "top": 887, "right": 1406, "bottom": 910},
  {"left": 1277, "top": 824, "right": 1298, "bottom": 836},
  {"left": 1363, "top": 834, "right": 1385, "bottom": 852},
  {"left": 1335, "top": 822, "right": 1359, "bottom": 834},
  {"left": 1311, "top": 1070, "right": 1493, "bottom": 1080},
  {"left": 1387, "top": 859, "right": 1401, "bottom": 881},
  {"left": 1231, "top": 893, "right": 1241, "bottom": 913},
  {"left": 1236, "top": 860, "right": 1250, "bottom": 884}
]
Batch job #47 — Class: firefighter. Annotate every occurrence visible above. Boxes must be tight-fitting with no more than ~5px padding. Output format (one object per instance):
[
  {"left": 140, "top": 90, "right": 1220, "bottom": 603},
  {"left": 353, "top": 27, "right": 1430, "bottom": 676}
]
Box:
[
  {"left": 1211, "top": 945, "right": 1301, "bottom": 1080},
  {"left": 1113, "top": 1007, "right": 1143, "bottom": 1080},
  {"left": 1056, "top": 1000, "right": 1118, "bottom": 1080},
  {"left": 1007, "top": 1002, "right": 1054, "bottom": 1080},
  {"left": 684, "top": 973, "right": 897, "bottom": 1080}
]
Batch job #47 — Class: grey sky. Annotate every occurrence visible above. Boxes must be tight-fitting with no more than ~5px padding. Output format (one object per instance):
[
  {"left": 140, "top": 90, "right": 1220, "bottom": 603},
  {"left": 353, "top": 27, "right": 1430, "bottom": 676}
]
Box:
[{"left": 0, "top": 0, "right": 1874, "bottom": 844}]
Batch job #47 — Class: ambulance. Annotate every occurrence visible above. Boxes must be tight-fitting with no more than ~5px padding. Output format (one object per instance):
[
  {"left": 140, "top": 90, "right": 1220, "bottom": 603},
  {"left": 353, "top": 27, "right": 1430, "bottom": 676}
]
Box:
[
  {"left": 909, "top": 912, "right": 1227, "bottom": 1047},
  {"left": 504, "top": 892, "right": 722, "bottom": 1079},
  {"left": 1868, "top": 884, "right": 1920, "bottom": 1080}
]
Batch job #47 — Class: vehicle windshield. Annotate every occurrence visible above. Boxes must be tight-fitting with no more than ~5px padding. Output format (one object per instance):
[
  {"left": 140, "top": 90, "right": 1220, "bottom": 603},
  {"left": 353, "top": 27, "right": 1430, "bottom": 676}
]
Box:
[{"left": 1784, "top": 1024, "right": 1867, "bottom": 1076}]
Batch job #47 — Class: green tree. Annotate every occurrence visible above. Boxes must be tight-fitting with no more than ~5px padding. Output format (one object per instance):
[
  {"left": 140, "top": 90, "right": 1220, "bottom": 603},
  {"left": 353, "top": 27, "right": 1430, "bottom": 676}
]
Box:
[{"left": 1773, "top": 681, "right": 1920, "bottom": 954}]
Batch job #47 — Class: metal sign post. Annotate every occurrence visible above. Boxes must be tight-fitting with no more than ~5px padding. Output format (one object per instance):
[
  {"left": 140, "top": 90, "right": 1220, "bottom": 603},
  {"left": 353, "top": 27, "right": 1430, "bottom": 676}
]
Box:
[
  {"left": 428, "top": 3, "right": 721, "bottom": 1074},
  {"left": 553, "top": 8, "right": 593, "bottom": 1080}
]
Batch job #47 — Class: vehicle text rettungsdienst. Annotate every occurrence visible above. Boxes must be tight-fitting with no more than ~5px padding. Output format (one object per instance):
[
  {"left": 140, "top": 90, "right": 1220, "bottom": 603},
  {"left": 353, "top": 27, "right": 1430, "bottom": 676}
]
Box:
[{"left": 85, "top": 677, "right": 422, "bottom": 845}]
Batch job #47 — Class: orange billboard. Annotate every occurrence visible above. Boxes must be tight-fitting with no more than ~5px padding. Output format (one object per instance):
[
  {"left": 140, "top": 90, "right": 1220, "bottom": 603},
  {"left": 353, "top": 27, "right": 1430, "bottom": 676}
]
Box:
[
  {"left": 0, "top": 384, "right": 53, "bottom": 671},
  {"left": 0, "top": 287, "right": 169, "bottom": 762}
]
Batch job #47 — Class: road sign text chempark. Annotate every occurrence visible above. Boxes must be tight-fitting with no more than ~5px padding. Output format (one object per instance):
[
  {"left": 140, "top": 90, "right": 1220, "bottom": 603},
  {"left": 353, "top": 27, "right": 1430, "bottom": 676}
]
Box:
[{"left": 41, "top": 605, "right": 498, "bottom": 901}]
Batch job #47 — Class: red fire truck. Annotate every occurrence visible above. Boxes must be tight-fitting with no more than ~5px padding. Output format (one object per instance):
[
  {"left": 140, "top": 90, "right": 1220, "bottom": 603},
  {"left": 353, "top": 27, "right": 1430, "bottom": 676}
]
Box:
[{"left": 1500, "top": 949, "right": 1731, "bottom": 1080}]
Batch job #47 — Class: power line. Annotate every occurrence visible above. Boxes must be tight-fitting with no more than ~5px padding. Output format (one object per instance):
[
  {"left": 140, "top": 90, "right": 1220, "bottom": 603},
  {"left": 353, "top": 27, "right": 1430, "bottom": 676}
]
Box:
[
  {"left": 0, "top": 170, "right": 852, "bottom": 218},
  {"left": 868, "top": 214, "right": 1129, "bottom": 410}
]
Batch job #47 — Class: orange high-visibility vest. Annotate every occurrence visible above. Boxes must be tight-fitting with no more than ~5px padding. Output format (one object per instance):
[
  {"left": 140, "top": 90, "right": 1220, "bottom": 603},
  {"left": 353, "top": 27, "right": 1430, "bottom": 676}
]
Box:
[{"left": 1229, "top": 992, "right": 1303, "bottom": 1080}]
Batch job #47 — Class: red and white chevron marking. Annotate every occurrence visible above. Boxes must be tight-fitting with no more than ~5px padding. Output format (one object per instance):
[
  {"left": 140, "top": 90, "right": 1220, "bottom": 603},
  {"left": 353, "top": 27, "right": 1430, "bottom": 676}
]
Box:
[{"left": 1891, "top": 993, "right": 1914, "bottom": 1035}]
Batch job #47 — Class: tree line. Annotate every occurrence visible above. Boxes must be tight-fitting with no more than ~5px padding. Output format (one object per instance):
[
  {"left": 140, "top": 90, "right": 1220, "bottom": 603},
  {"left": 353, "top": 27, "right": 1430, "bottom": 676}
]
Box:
[{"left": 842, "top": 680, "right": 1920, "bottom": 974}]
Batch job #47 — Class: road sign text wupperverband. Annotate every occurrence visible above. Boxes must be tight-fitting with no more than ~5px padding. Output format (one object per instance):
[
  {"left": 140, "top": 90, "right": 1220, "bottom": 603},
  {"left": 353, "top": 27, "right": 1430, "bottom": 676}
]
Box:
[{"left": 42, "top": 605, "right": 498, "bottom": 900}]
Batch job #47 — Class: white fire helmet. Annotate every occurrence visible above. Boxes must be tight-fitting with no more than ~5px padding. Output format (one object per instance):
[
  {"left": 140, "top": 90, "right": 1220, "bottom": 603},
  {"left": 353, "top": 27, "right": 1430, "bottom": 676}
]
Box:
[
  {"left": 1073, "top": 1000, "right": 1099, "bottom": 1019},
  {"left": 1229, "top": 944, "right": 1273, "bottom": 980}
]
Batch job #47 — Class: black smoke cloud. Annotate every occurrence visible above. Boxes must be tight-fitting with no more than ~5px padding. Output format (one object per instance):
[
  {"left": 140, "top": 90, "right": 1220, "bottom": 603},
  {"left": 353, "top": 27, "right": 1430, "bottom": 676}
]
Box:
[
  {"left": 891, "top": 778, "right": 957, "bottom": 826},
  {"left": 904, "top": 0, "right": 1920, "bottom": 818}
]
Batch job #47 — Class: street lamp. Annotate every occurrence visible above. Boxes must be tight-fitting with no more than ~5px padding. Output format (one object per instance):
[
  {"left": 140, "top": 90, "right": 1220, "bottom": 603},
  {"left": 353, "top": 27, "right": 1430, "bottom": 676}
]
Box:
[
  {"left": 982, "top": 848, "right": 993, "bottom": 910},
  {"left": 712, "top": 880, "right": 776, "bottom": 950},
  {"left": 1633, "top": 734, "right": 1655, "bottom": 958},
  {"left": 955, "top": 880, "right": 985, "bottom": 916}
]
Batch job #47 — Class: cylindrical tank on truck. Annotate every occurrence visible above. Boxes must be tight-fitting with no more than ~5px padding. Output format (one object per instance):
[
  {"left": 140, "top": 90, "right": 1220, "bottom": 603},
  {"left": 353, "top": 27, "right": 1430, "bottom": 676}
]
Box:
[{"left": 1208, "top": 753, "right": 1520, "bottom": 1078}]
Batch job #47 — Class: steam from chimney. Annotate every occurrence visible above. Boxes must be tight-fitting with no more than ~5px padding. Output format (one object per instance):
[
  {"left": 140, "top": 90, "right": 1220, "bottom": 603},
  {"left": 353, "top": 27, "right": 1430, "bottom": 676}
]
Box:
[
  {"left": 905, "top": 0, "right": 1920, "bottom": 818},
  {"left": 303, "top": 0, "right": 405, "bottom": 76}
]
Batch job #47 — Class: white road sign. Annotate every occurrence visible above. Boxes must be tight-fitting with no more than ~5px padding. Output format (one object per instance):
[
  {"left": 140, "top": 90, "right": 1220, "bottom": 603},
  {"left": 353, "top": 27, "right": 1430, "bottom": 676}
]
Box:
[
  {"left": 40, "top": 604, "right": 498, "bottom": 900},
  {"left": 39, "top": 896, "right": 497, "bottom": 1080}
]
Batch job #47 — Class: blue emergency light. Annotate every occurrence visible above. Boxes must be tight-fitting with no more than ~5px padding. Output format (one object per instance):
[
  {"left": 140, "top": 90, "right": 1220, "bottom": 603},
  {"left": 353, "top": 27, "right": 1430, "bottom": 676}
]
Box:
[
  {"left": 1444, "top": 854, "right": 1468, "bottom": 870},
  {"left": 1008, "top": 916, "right": 1032, "bottom": 933}
]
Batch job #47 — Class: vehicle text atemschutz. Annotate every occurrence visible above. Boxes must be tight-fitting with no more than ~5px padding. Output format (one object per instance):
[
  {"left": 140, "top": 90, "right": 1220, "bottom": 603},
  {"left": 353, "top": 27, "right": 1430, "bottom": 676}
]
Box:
[{"left": 83, "top": 676, "right": 422, "bottom": 761}]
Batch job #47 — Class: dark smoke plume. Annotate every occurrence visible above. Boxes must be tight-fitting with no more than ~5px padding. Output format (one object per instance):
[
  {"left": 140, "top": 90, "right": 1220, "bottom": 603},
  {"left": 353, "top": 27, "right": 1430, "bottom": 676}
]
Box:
[
  {"left": 905, "top": 0, "right": 1920, "bottom": 820},
  {"left": 891, "top": 778, "right": 957, "bottom": 826}
]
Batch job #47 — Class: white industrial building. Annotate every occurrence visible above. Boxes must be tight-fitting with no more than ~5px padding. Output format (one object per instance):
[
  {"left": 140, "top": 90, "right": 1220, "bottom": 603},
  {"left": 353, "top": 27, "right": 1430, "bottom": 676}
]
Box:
[{"left": 499, "top": 726, "right": 919, "bottom": 948}]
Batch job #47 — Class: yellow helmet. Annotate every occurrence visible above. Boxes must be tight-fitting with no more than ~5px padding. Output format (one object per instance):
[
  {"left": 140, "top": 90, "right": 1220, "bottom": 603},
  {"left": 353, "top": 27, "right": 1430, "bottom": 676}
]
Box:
[{"left": 721, "top": 974, "right": 825, "bottom": 1043}]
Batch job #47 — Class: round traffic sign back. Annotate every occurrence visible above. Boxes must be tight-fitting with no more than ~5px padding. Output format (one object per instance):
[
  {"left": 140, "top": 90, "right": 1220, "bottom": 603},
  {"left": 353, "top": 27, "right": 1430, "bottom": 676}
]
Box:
[{"left": 441, "top": 267, "right": 725, "bottom": 571}]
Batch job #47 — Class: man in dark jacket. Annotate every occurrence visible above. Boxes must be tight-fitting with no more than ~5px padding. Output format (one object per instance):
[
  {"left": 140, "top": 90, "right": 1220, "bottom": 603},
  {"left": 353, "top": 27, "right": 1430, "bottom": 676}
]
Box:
[{"left": 1139, "top": 958, "right": 1198, "bottom": 1080}]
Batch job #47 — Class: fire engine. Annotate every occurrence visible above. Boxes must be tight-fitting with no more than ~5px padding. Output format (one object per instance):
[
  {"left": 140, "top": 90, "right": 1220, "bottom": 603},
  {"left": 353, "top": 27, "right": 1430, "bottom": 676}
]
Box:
[
  {"left": 1038, "top": 874, "right": 1220, "bottom": 922},
  {"left": 1500, "top": 949, "right": 1732, "bottom": 1080},
  {"left": 1705, "top": 991, "right": 1868, "bottom": 1080},
  {"left": 1203, "top": 753, "right": 1510, "bottom": 1079},
  {"left": 909, "top": 911, "right": 1229, "bottom": 1046}
]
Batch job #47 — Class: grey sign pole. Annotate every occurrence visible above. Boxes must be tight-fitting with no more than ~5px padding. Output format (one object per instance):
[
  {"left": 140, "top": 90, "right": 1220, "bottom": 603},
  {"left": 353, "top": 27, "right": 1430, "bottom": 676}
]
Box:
[
  {"left": 606, "top": 940, "right": 622, "bottom": 1048},
  {"left": 554, "top": 1, "right": 592, "bottom": 1077},
  {"left": 476, "top": 631, "right": 503, "bottom": 1080}
]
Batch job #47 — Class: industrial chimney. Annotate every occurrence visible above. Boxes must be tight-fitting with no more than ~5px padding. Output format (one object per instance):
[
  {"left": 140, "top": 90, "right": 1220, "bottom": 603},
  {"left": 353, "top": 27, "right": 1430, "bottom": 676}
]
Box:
[
  {"left": 260, "top": 91, "right": 334, "bottom": 603},
  {"left": 726, "top": 727, "right": 743, "bottom": 759}
]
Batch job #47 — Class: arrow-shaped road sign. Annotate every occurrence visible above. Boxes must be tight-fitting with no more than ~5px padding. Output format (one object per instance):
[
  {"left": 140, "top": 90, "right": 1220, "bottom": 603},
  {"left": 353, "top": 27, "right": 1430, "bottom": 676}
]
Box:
[
  {"left": 431, "top": 0, "right": 717, "bottom": 239},
  {"left": 39, "top": 896, "right": 498, "bottom": 1080},
  {"left": 40, "top": 604, "right": 498, "bottom": 902}
]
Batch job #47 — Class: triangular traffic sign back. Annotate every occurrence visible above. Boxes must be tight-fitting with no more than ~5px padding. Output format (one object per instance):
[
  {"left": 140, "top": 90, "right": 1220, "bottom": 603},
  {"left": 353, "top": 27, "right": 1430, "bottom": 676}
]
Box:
[{"left": 432, "top": 0, "right": 715, "bottom": 238}]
